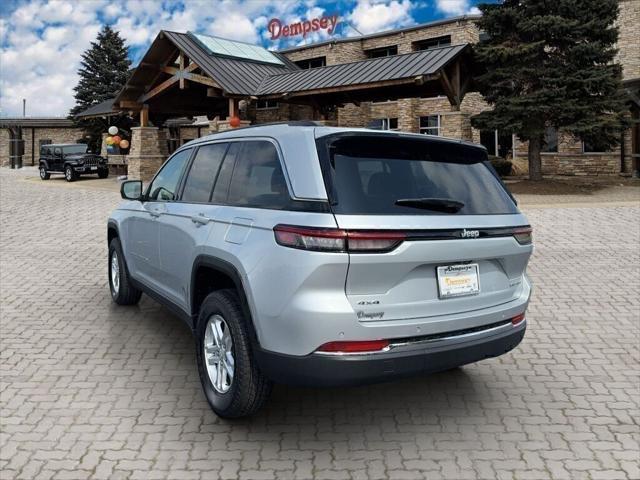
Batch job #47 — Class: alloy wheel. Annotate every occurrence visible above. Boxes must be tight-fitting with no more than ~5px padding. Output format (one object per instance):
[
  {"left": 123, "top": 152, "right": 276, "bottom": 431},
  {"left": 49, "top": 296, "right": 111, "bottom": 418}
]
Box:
[
  {"left": 204, "top": 314, "right": 235, "bottom": 394},
  {"left": 110, "top": 251, "right": 120, "bottom": 295}
]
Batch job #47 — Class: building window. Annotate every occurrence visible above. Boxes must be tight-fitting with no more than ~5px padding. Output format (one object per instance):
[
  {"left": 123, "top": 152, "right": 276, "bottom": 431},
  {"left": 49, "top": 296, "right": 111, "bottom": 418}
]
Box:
[
  {"left": 583, "top": 136, "right": 612, "bottom": 153},
  {"left": 543, "top": 127, "right": 558, "bottom": 153},
  {"left": 368, "top": 118, "right": 398, "bottom": 130},
  {"left": 413, "top": 35, "right": 451, "bottom": 51},
  {"left": 419, "top": 115, "right": 440, "bottom": 136},
  {"left": 481, "top": 130, "right": 514, "bottom": 158},
  {"left": 365, "top": 45, "right": 398, "bottom": 58},
  {"left": 294, "top": 56, "right": 326, "bottom": 69},
  {"left": 256, "top": 99, "right": 278, "bottom": 110}
]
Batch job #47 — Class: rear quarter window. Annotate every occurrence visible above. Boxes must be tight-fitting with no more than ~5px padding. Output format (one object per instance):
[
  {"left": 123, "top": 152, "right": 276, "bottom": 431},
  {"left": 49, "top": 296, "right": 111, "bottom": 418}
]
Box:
[
  {"left": 227, "top": 140, "right": 290, "bottom": 209},
  {"left": 318, "top": 134, "right": 518, "bottom": 216}
]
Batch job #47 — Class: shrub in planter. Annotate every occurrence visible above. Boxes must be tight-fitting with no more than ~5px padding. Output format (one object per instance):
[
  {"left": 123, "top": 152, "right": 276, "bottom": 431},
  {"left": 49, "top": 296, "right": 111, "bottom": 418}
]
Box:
[{"left": 488, "top": 156, "right": 513, "bottom": 177}]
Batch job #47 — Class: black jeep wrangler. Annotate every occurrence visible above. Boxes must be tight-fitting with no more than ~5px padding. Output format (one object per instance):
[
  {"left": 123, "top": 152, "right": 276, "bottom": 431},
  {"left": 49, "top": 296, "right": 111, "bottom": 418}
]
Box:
[{"left": 39, "top": 144, "right": 109, "bottom": 182}]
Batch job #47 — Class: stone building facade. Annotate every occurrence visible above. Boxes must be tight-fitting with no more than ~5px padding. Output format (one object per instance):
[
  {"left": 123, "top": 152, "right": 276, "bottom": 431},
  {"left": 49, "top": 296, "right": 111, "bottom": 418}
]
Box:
[
  {"left": 0, "top": 119, "right": 84, "bottom": 167},
  {"left": 73, "top": 6, "right": 640, "bottom": 180},
  {"left": 269, "top": 9, "right": 638, "bottom": 176}
]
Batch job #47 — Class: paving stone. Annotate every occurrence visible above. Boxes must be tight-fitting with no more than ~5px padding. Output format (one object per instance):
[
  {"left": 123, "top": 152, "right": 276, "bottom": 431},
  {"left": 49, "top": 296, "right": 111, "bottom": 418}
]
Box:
[{"left": 0, "top": 167, "right": 638, "bottom": 479}]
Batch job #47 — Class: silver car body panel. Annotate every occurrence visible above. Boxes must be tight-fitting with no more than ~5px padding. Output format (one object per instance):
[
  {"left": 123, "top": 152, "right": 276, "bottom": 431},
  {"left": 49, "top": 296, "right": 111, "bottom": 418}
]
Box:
[{"left": 110, "top": 124, "right": 532, "bottom": 358}]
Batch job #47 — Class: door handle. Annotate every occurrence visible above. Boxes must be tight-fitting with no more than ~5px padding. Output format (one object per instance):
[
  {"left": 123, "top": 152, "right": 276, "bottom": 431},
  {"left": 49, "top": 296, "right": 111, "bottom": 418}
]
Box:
[
  {"left": 191, "top": 214, "right": 211, "bottom": 226},
  {"left": 149, "top": 210, "right": 161, "bottom": 218}
]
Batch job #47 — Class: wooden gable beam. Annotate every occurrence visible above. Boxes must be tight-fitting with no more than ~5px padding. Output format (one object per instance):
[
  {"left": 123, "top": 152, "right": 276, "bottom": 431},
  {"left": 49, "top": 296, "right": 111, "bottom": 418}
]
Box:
[{"left": 138, "top": 75, "right": 179, "bottom": 103}]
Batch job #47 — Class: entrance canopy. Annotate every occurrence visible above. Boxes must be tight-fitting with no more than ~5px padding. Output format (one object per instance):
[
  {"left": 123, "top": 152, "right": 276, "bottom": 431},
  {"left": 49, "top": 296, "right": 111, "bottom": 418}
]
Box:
[{"left": 78, "top": 30, "right": 473, "bottom": 122}]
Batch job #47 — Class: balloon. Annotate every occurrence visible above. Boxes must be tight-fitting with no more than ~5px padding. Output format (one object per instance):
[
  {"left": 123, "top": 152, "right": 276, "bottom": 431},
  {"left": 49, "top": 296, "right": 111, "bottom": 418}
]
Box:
[
  {"left": 105, "top": 136, "right": 114, "bottom": 145},
  {"left": 229, "top": 116, "right": 241, "bottom": 128},
  {"left": 112, "top": 135, "right": 121, "bottom": 144},
  {"left": 108, "top": 126, "right": 118, "bottom": 135},
  {"left": 119, "top": 139, "right": 129, "bottom": 149}
]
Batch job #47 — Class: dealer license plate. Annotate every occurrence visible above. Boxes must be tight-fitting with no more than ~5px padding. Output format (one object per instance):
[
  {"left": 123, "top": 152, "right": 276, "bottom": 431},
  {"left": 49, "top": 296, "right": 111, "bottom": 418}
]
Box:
[
  {"left": 437, "top": 264, "right": 480, "bottom": 299},
  {"left": 90, "top": 166, "right": 97, "bottom": 171}
]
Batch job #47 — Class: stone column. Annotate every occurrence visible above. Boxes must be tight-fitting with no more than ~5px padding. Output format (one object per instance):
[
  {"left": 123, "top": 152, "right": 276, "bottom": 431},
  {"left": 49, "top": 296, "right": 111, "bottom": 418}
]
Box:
[
  {"left": 440, "top": 112, "right": 472, "bottom": 141},
  {"left": 100, "top": 133, "right": 108, "bottom": 156},
  {"left": 398, "top": 98, "right": 418, "bottom": 133},
  {"left": 127, "top": 127, "right": 168, "bottom": 182}
]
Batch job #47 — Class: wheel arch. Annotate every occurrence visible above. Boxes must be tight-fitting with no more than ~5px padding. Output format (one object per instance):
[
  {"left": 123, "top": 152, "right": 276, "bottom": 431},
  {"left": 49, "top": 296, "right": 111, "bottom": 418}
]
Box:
[
  {"left": 191, "top": 255, "right": 260, "bottom": 346},
  {"left": 107, "top": 220, "right": 119, "bottom": 247}
]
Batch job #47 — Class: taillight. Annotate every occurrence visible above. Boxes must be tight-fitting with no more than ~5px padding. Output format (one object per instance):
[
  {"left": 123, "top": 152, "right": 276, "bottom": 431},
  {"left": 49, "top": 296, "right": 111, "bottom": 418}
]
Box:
[
  {"left": 347, "top": 230, "right": 405, "bottom": 252},
  {"left": 513, "top": 226, "right": 533, "bottom": 245},
  {"left": 511, "top": 313, "right": 525, "bottom": 325},
  {"left": 273, "top": 225, "right": 346, "bottom": 252},
  {"left": 273, "top": 225, "right": 404, "bottom": 253},
  {"left": 317, "top": 339, "right": 390, "bottom": 353}
]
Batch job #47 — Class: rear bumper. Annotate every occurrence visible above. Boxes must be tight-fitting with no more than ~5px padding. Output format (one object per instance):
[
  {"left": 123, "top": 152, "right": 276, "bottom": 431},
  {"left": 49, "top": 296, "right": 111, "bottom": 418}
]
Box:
[{"left": 255, "top": 320, "right": 526, "bottom": 387}]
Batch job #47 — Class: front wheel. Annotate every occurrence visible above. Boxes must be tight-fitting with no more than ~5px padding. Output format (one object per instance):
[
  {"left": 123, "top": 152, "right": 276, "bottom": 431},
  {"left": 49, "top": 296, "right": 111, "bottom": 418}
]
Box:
[
  {"left": 98, "top": 168, "right": 109, "bottom": 179},
  {"left": 196, "top": 290, "right": 272, "bottom": 418},
  {"left": 108, "top": 238, "right": 142, "bottom": 305},
  {"left": 64, "top": 165, "right": 76, "bottom": 182},
  {"left": 39, "top": 166, "right": 50, "bottom": 180}
]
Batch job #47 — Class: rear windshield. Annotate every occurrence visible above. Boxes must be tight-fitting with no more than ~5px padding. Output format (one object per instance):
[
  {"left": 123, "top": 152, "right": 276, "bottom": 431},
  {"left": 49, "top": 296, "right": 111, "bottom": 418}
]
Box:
[
  {"left": 63, "top": 145, "right": 88, "bottom": 155},
  {"left": 318, "top": 134, "right": 518, "bottom": 215}
]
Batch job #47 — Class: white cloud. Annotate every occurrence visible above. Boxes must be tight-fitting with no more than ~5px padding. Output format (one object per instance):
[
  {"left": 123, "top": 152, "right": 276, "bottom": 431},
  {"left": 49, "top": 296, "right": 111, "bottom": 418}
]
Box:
[
  {"left": 349, "top": 0, "right": 414, "bottom": 35},
  {"left": 435, "top": 0, "right": 479, "bottom": 16},
  {"left": 0, "top": 0, "right": 423, "bottom": 117}
]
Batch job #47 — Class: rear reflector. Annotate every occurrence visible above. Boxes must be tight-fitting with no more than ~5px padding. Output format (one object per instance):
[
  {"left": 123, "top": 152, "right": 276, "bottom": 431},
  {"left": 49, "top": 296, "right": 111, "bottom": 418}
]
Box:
[
  {"left": 513, "top": 226, "right": 533, "bottom": 245},
  {"left": 317, "top": 339, "right": 390, "bottom": 353},
  {"left": 274, "top": 224, "right": 404, "bottom": 253},
  {"left": 511, "top": 313, "right": 526, "bottom": 325}
]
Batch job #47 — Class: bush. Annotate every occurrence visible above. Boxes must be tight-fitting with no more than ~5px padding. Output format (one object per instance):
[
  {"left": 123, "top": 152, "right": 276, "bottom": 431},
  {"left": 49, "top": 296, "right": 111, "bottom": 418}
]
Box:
[{"left": 489, "top": 156, "right": 513, "bottom": 177}]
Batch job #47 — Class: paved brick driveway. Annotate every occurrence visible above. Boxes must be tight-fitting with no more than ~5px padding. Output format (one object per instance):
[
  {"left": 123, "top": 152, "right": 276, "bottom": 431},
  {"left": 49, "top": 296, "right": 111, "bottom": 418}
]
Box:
[{"left": 1, "top": 168, "right": 638, "bottom": 480}]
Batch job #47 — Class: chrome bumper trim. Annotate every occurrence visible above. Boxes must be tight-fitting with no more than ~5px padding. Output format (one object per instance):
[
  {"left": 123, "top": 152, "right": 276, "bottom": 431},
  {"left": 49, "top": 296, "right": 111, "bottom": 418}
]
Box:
[{"left": 315, "top": 319, "right": 524, "bottom": 356}]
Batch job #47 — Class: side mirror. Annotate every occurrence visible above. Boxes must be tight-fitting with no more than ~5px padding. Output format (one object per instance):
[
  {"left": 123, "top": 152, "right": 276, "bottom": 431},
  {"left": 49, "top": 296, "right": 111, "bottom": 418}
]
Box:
[{"left": 121, "top": 180, "right": 143, "bottom": 200}]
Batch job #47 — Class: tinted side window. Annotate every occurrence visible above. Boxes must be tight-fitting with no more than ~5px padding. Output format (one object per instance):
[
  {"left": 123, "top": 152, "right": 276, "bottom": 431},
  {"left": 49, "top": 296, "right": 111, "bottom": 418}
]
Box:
[
  {"left": 181, "top": 143, "right": 228, "bottom": 203},
  {"left": 147, "top": 149, "right": 191, "bottom": 201},
  {"left": 211, "top": 142, "right": 240, "bottom": 204},
  {"left": 227, "top": 141, "right": 289, "bottom": 209}
]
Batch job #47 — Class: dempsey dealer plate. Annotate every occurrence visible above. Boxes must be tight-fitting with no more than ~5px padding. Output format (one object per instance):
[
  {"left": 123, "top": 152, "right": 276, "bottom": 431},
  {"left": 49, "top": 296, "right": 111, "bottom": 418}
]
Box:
[{"left": 437, "top": 263, "right": 480, "bottom": 299}]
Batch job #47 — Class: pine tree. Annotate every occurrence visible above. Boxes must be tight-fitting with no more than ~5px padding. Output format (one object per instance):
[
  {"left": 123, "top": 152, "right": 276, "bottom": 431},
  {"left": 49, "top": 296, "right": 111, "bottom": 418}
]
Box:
[
  {"left": 70, "top": 26, "right": 131, "bottom": 152},
  {"left": 471, "top": 0, "right": 627, "bottom": 180}
]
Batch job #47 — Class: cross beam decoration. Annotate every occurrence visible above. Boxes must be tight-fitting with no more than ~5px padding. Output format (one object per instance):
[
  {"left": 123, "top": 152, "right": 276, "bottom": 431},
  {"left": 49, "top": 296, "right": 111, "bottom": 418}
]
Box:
[{"left": 137, "top": 52, "right": 223, "bottom": 104}]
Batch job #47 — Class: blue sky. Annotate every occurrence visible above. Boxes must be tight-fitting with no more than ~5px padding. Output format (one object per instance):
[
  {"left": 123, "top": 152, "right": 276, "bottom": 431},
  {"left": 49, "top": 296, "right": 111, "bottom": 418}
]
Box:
[{"left": 0, "top": 0, "right": 494, "bottom": 117}]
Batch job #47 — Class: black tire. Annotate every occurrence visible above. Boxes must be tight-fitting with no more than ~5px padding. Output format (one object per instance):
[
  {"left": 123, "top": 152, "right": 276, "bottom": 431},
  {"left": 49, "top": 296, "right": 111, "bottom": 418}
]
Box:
[
  {"left": 98, "top": 168, "right": 109, "bottom": 179},
  {"left": 64, "top": 165, "right": 76, "bottom": 182},
  {"left": 108, "top": 238, "right": 142, "bottom": 305},
  {"left": 196, "top": 290, "right": 272, "bottom": 418},
  {"left": 39, "top": 166, "right": 50, "bottom": 180}
]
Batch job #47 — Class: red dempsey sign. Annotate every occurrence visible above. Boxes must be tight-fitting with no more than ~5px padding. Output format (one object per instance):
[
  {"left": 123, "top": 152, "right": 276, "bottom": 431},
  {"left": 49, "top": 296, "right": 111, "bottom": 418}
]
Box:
[{"left": 268, "top": 15, "right": 339, "bottom": 40}]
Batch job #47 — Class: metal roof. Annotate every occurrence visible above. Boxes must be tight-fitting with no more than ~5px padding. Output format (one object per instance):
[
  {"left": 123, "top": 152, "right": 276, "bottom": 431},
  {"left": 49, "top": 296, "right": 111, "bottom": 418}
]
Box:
[
  {"left": 0, "top": 117, "right": 75, "bottom": 128},
  {"left": 278, "top": 14, "right": 480, "bottom": 54},
  {"left": 163, "top": 31, "right": 293, "bottom": 95},
  {"left": 74, "top": 98, "right": 118, "bottom": 118},
  {"left": 256, "top": 43, "right": 468, "bottom": 95}
]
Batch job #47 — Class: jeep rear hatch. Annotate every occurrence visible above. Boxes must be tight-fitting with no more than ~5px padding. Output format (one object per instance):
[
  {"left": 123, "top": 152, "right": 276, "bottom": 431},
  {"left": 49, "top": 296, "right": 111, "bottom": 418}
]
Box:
[{"left": 315, "top": 133, "right": 532, "bottom": 327}]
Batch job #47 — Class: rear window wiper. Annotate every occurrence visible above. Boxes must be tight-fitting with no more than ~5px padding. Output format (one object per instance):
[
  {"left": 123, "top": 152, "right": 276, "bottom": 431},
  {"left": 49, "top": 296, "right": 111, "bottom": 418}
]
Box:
[{"left": 395, "top": 197, "right": 465, "bottom": 213}]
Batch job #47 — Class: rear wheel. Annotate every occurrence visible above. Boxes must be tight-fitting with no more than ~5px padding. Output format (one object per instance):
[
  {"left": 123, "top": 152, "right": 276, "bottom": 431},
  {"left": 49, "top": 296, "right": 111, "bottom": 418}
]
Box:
[
  {"left": 196, "top": 290, "right": 271, "bottom": 418},
  {"left": 39, "top": 166, "right": 50, "bottom": 180},
  {"left": 108, "top": 238, "right": 142, "bottom": 305},
  {"left": 64, "top": 165, "right": 76, "bottom": 182}
]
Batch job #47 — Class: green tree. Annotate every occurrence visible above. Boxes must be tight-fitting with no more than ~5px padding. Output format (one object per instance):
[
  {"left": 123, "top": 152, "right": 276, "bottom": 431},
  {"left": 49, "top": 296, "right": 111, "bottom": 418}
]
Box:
[
  {"left": 70, "top": 25, "right": 131, "bottom": 152},
  {"left": 471, "top": 0, "right": 627, "bottom": 180}
]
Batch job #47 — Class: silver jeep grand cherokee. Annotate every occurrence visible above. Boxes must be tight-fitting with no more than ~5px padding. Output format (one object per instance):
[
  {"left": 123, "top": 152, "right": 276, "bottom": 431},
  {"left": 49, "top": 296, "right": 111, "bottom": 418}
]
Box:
[{"left": 107, "top": 122, "right": 533, "bottom": 418}]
